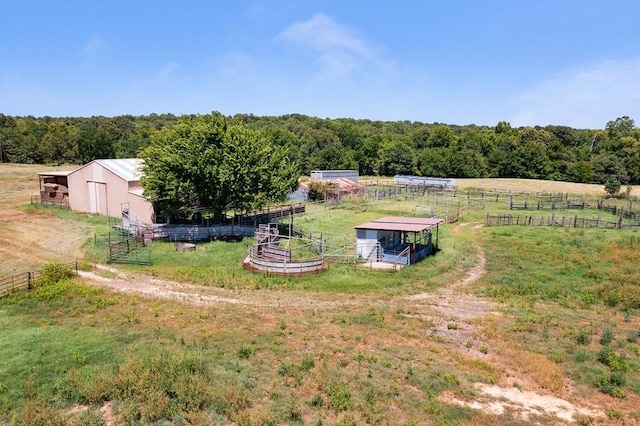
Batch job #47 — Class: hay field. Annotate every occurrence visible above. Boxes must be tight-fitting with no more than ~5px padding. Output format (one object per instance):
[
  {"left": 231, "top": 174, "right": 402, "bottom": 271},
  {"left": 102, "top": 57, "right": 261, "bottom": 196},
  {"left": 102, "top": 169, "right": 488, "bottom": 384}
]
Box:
[{"left": 457, "top": 177, "right": 639, "bottom": 197}]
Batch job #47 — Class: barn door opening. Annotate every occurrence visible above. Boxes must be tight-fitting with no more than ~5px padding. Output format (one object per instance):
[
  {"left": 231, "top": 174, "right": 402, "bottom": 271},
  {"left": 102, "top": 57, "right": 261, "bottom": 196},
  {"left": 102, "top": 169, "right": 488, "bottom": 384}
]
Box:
[{"left": 87, "top": 181, "right": 108, "bottom": 216}]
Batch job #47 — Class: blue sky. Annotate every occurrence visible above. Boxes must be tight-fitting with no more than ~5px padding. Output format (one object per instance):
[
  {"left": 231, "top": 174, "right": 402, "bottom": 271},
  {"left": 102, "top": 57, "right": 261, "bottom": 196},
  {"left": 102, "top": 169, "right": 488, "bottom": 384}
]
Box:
[{"left": 2, "top": 1, "right": 639, "bottom": 129}]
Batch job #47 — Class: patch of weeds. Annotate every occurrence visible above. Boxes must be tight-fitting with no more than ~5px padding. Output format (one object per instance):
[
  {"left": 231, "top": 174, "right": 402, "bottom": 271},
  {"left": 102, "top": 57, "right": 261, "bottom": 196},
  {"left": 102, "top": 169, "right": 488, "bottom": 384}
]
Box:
[
  {"left": 606, "top": 408, "right": 622, "bottom": 420},
  {"left": 351, "top": 308, "right": 385, "bottom": 326},
  {"left": 424, "top": 371, "right": 460, "bottom": 397},
  {"left": 480, "top": 345, "right": 488, "bottom": 354},
  {"left": 299, "top": 354, "right": 315, "bottom": 371},
  {"left": 328, "top": 383, "right": 352, "bottom": 412},
  {"left": 386, "top": 379, "right": 400, "bottom": 397},
  {"left": 597, "top": 346, "right": 629, "bottom": 372},
  {"left": 576, "top": 329, "right": 592, "bottom": 345},
  {"left": 424, "top": 398, "right": 475, "bottom": 423},
  {"left": 362, "top": 385, "right": 376, "bottom": 406},
  {"left": 575, "top": 415, "right": 595, "bottom": 425},
  {"left": 575, "top": 350, "right": 588, "bottom": 363},
  {"left": 237, "top": 344, "right": 255, "bottom": 359},
  {"left": 627, "top": 330, "right": 640, "bottom": 343},
  {"left": 277, "top": 362, "right": 295, "bottom": 378},
  {"left": 547, "top": 351, "right": 565, "bottom": 363},
  {"left": 593, "top": 372, "right": 627, "bottom": 398},
  {"left": 310, "top": 394, "right": 324, "bottom": 408},
  {"left": 599, "top": 328, "right": 614, "bottom": 346},
  {"left": 447, "top": 322, "right": 458, "bottom": 330},
  {"left": 34, "top": 262, "right": 75, "bottom": 287}
]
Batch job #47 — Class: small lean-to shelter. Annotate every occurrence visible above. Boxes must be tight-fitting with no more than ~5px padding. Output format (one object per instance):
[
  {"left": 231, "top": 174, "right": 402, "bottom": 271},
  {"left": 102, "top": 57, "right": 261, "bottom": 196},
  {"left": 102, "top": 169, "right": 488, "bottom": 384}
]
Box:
[
  {"left": 67, "top": 159, "right": 154, "bottom": 224},
  {"left": 355, "top": 217, "right": 443, "bottom": 265},
  {"left": 37, "top": 170, "right": 73, "bottom": 207}
]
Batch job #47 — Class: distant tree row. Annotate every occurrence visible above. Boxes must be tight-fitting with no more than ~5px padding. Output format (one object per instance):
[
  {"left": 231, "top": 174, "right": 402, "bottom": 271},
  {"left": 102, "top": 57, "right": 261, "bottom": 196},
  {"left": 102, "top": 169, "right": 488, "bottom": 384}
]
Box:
[{"left": 1, "top": 112, "right": 639, "bottom": 185}]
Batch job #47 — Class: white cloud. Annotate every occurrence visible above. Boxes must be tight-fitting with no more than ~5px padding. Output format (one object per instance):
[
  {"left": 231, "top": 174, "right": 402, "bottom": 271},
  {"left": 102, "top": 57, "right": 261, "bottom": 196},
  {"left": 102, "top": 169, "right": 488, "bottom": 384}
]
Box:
[
  {"left": 153, "top": 62, "right": 180, "bottom": 82},
  {"left": 278, "top": 13, "right": 383, "bottom": 80},
  {"left": 81, "top": 34, "right": 107, "bottom": 62},
  {"left": 510, "top": 58, "right": 640, "bottom": 128}
]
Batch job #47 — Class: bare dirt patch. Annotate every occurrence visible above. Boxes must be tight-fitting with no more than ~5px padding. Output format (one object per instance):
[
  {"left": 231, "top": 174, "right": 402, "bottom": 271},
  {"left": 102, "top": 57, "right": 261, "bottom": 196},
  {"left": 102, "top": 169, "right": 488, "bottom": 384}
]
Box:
[
  {"left": 79, "top": 264, "right": 360, "bottom": 310},
  {"left": 444, "top": 384, "right": 603, "bottom": 423}
]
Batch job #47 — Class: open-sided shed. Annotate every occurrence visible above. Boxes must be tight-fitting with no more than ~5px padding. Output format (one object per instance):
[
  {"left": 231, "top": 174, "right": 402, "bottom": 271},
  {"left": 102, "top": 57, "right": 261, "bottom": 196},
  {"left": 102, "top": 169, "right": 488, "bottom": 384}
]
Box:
[
  {"left": 37, "top": 170, "right": 73, "bottom": 207},
  {"left": 355, "top": 216, "right": 443, "bottom": 265}
]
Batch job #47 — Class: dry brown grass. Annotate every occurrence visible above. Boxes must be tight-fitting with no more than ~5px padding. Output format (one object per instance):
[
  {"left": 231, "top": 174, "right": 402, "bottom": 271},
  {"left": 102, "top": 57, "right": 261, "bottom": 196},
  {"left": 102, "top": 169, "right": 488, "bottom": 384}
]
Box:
[
  {"left": 457, "top": 177, "right": 640, "bottom": 197},
  {"left": 0, "top": 163, "right": 91, "bottom": 276}
]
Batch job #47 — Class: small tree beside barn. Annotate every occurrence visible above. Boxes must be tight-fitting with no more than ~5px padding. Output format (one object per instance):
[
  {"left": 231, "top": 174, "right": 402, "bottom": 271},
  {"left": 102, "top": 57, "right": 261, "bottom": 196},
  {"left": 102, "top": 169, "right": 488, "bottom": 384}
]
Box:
[{"left": 140, "top": 112, "right": 299, "bottom": 223}]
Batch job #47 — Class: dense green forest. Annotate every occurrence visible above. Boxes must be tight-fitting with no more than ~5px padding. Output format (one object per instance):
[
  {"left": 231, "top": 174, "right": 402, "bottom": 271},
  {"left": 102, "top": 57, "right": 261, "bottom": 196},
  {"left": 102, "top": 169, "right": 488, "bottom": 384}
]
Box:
[{"left": 1, "top": 112, "right": 638, "bottom": 185}]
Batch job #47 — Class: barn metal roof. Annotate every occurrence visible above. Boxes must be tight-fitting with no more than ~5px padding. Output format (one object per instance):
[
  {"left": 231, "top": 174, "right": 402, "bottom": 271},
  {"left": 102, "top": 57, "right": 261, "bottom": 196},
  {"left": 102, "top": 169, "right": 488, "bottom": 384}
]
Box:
[
  {"left": 37, "top": 170, "right": 74, "bottom": 177},
  {"left": 355, "top": 216, "right": 443, "bottom": 233},
  {"left": 95, "top": 158, "right": 144, "bottom": 182}
]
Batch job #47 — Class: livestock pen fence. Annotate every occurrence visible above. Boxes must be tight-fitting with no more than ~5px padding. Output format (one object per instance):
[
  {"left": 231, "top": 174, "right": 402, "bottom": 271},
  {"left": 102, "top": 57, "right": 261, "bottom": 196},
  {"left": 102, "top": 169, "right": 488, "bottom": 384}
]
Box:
[
  {"left": 597, "top": 200, "right": 640, "bottom": 220},
  {"left": 0, "top": 261, "right": 79, "bottom": 298},
  {"left": 485, "top": 213, "right": 640, "bottom": 229}
]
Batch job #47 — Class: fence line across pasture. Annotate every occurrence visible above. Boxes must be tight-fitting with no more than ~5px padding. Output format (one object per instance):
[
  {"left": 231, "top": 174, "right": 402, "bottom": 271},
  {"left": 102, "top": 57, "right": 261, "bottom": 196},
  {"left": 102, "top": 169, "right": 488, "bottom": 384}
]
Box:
[
  {"left": 0, "top": 261, "right": 79, "bottom": 298},
  {"left": 597, "top": 201, "right": 640, "bottom": 220},
  {"left": 484, "top": 213, "right": 640, "bottom": 229}
]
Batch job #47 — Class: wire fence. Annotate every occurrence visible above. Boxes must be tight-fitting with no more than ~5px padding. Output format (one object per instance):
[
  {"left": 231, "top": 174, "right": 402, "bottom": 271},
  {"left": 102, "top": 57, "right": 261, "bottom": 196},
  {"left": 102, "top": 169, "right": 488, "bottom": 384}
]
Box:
[
  {"left": 0, "top": 261, "right": 79, "bottom": 298},
  {"left": 484, "top": 213, "right": 640, "bottom": 229}
]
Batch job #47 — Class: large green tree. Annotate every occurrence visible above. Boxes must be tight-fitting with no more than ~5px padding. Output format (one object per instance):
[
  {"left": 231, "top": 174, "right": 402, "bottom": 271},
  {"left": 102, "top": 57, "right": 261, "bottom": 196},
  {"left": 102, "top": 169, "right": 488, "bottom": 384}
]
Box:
[
  {"left": 39, "top": 121, "right": 80, "bottom": 165},
  {"left": 140, "top": 113, "right": 299, "bottom": 223}
]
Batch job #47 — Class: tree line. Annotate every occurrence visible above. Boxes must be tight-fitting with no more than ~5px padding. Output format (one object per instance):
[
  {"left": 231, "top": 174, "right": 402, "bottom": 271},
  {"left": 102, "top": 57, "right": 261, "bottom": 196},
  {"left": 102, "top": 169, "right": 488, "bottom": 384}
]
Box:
[{"left": 1, "top": 112, "right": 638, "bottom": 186}]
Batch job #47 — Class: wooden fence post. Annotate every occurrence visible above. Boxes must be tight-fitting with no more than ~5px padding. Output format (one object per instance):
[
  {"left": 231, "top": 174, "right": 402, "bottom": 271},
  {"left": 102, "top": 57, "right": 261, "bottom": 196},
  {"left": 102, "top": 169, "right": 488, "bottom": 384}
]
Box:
[{"left": 27, "top": 272, "right": 32, "bottom": 291}]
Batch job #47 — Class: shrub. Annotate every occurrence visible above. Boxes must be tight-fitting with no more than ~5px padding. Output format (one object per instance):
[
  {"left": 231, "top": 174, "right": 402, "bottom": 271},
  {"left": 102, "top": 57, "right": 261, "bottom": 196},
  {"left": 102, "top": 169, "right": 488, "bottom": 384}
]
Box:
[
  {"left": 310, "top": 394, "right": 324, "bottom": 407},
  {"left": 328, "top": 383, "right": 352, "bottom": 412},
  {"left": 575, "top": 350, "right": 588, "bottom": 363},
  {"left": 576, "top": 330, "right": 592, "bottom": 346},
  {"left": 604, "top": 176, "right": 621, "bottom": 198},
  {"left": 34, "top": 262, "right": 74, "bottom": 287},
  {"left": 593, "top": 372, "right": 627, "bottom": 398},
  {"left": 597, "top": 346, "right": 629, "bottom": 372},
  {"left": 237, "top": 345, "right": 255, "bottom": 359},
  {"left": 299, "top": 354, "right": 315, "bottom": 372},
  {"left": 11, "top": 399, "right": 66, "bottom": 426},
  {"left": 607, "top": 408, "right": 623, "bottom": 420},
  {"left": 599, "top": 329, "right": 614, "bottom": 346}
]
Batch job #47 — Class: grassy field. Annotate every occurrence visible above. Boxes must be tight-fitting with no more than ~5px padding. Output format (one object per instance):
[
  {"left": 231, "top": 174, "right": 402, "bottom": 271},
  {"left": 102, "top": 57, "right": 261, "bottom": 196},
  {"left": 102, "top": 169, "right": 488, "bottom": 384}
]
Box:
[{"left": 1, "top": 164, "right": 639, "bottom": 425}]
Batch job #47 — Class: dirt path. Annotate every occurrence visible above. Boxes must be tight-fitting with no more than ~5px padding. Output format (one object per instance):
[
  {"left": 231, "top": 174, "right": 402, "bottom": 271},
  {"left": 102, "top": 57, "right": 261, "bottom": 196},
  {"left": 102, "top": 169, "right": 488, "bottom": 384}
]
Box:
[{"left": 79, "top": 264, "right": 364, "bottom": 310}]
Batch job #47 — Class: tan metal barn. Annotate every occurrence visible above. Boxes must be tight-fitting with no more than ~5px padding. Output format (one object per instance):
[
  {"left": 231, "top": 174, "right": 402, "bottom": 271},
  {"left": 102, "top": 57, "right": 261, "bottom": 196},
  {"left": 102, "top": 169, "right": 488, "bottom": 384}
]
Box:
[{"left": 67, "top": 159, "right": 154, "bottom": 225}]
